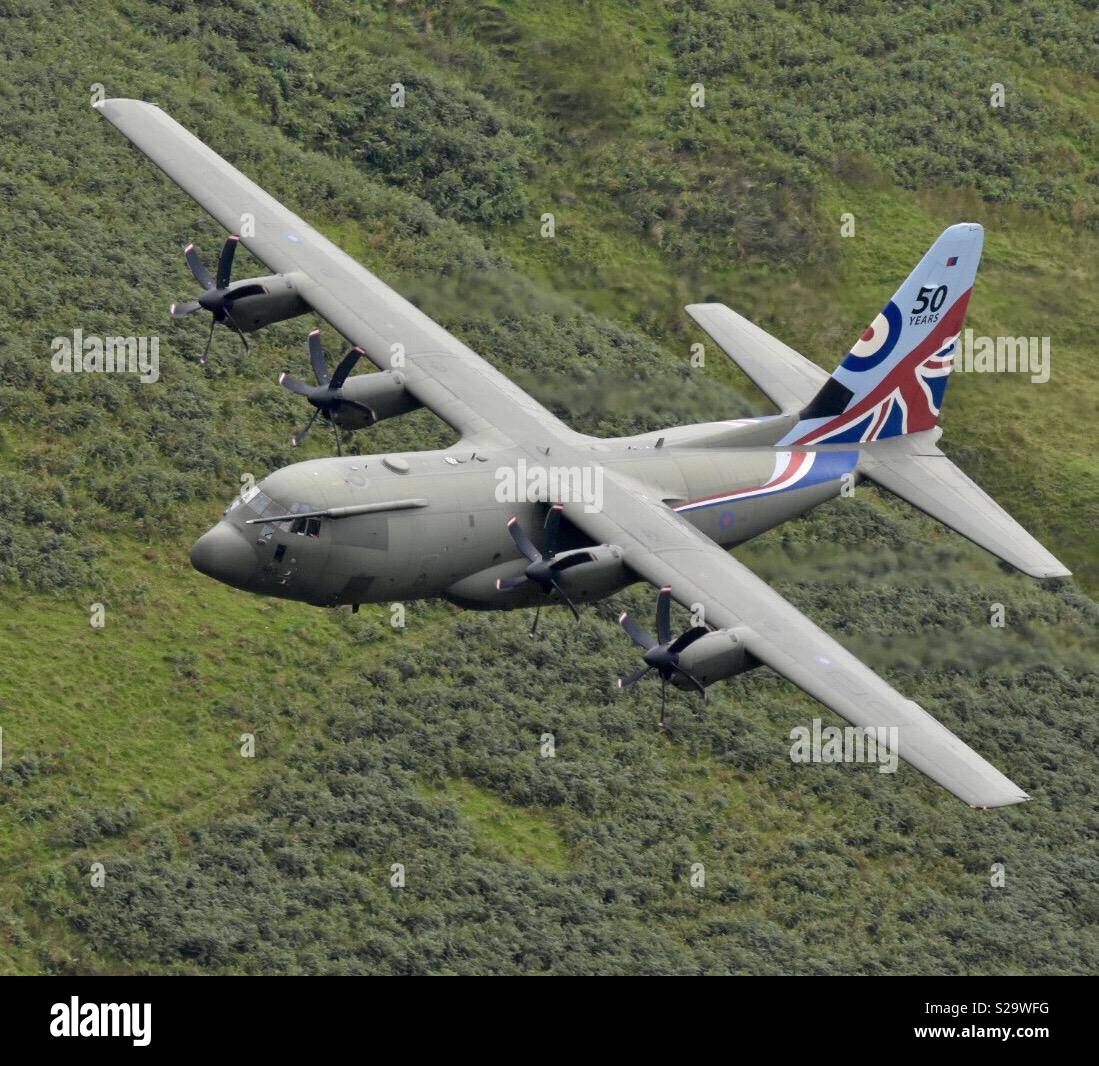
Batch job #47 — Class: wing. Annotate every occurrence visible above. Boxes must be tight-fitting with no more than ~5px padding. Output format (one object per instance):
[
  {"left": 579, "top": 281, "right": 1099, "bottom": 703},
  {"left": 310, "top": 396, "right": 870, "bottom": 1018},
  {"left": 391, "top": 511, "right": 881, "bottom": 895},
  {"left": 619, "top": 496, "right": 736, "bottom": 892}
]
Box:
[
  {"left": 95, "top": 98, "right": 575, "bottom": 447},
  {"left": 561, "top": 467, "right": 1030, "bottom": 808},
  {"left": 686, "top": 303, "right": 829, "bottom": 412},
  {"left": 859, "top": 433, "right": 1070, "bottom": 578}
]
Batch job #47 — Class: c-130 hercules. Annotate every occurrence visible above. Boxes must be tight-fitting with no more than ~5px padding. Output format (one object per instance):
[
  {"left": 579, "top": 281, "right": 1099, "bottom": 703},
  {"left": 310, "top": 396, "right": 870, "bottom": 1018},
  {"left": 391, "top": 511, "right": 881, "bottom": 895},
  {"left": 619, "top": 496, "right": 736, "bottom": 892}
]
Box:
[{"left": 97, "top": 99, "right": 1070, "bottom": 811}]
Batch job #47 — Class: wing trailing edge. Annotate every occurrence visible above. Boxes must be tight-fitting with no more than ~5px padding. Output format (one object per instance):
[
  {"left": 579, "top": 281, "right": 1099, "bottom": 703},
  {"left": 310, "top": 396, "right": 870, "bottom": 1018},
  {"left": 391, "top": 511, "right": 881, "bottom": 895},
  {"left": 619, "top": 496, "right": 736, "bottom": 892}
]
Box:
[{"left": 859, "top": 431, "right": 1070, "bottom": 579}]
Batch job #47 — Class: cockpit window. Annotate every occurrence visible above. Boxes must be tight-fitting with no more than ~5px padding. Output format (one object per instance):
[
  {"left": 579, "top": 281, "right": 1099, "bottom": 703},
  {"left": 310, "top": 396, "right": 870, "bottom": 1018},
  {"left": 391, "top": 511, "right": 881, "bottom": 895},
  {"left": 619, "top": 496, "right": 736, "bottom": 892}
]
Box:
[
  {"left": 225, "top": 484, "right": 277, "bottom": 517},
  {"left": 288, "top": 516, "right": 322, "bottom": 537},
  {"left": 279, "top": 502, "right": 314, "bottom": 533},
  {"left": 227, "top": 483, "right": 259, "bottom": 514}
]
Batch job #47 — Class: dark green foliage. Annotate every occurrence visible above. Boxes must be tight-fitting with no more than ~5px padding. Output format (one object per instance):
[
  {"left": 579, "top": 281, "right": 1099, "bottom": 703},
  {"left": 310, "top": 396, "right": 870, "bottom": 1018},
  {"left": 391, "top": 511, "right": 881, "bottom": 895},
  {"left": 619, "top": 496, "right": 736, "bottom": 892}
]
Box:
[
  {"left": 40, "top": 550, "right": 1099, "bottom": 974},
  {"left": 0, "top": 475, "right": 100, "bottom": 591},
  {"left": 670, "top": 0, "right": 1099, "bottom": 225}
]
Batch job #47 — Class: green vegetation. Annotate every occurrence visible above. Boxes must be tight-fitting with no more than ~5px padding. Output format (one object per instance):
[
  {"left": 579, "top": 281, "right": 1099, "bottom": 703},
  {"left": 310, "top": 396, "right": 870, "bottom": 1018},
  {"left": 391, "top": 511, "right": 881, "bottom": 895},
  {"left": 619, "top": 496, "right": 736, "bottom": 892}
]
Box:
[{"left": 0, "top": 0, "right": 1096, "bottom": 974}]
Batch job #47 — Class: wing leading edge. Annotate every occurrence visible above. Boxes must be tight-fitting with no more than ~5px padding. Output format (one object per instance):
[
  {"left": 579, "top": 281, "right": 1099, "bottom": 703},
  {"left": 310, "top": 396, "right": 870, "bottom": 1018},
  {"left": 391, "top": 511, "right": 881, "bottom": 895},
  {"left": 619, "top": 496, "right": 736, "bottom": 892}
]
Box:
[
  {"left": 95, "top": 98, "right": 576, "bottom": 447},
  {"left": 561, "top": 464, "right": 1030, "bottom": 809}
]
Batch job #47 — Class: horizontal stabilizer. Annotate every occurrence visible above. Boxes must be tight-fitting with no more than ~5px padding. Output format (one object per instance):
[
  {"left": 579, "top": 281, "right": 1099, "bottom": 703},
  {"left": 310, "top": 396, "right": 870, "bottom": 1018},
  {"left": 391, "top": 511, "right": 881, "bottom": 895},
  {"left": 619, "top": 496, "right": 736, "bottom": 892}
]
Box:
[
  {"left": 686, "top": 303, "right": 828, "bottom": 412},
  {"left": 859, "top": 433, "right": 1070, "bottom": 578}
]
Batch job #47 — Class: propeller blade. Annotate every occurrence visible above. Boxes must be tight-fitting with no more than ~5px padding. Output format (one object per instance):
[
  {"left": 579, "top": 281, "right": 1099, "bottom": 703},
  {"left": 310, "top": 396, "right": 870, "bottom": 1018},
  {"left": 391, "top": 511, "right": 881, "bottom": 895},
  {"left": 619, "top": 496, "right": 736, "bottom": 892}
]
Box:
[
  {"left": 216, "top": 235, "right": 239, "bottom": 290},
  {"left": 200, "top": 316, "right": 217, "bottom": 365},
  {"left": 543, "top": 503, "right": 564, "bottom": 557},
  {"left": 329, "top": 347, "right": 364, "bottom": 390},
  {"left": 550, "top": 578, "right": 581, "bottom": 621},
  {"left": 619, "top": 611, "right": 655, "bottom": 651},
  {"left": 170, "top": 300, "right": 201, "bottom": 317},
  {"left": 656, "top": 586, "right": 673, "bottom": 645},
  {"left": 291, "top": 409, "right": 320, "bottom": 447},
  {"left": 308, "top": 329, "right": 329, "bottom": 386},
  {"left": 506, "top": 516, "right": 541, "bottom": 564},
  {"left": 496, "top": 575, "right": 528, "bottom": 591},
  {"left": 668, "top": 625, "right": 708, "bottom": 655},
  {"left": 617, "top": 665, "right": 651, "bottom": 690},
  {"left": 184, "top": 243, "right": 214, "bottom": 290},
  {"left": 279, "top": 372, "right": 315, "bottom": 397},
  {"left": 221, "top": 306, "right": 251, "bottom": 354}
]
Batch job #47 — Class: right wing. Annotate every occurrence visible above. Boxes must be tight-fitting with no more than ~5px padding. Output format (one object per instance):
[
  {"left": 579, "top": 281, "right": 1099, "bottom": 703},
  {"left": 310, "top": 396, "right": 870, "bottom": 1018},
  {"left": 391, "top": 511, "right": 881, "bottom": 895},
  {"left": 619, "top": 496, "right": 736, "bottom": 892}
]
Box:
[
  {"left": 686, "top": 303, "right": 829, "bottom": 412},
  {"left": 561, "top": 462, "right": 1030, "bottom": 809},
  {"left": 859, "top": 432, "right": 1071, "bottom": 578},
  {"left": 95, "top": 98, "right": 577, "bottom": 449}
]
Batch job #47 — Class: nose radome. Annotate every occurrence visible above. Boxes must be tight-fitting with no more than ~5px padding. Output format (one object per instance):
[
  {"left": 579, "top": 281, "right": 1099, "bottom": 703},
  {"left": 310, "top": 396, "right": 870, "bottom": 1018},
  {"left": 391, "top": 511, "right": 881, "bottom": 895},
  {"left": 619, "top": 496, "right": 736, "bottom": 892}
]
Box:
[{"left": 190, "top": 522, "right": 256, "bottom": 588}]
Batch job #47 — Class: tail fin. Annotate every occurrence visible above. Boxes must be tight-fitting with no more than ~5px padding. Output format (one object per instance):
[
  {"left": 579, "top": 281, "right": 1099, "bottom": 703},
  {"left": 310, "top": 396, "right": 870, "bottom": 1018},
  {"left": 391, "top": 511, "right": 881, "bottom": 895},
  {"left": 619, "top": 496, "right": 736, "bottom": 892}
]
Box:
[{"left": 779, "top": 224, "right": 983, "bottom": 447}]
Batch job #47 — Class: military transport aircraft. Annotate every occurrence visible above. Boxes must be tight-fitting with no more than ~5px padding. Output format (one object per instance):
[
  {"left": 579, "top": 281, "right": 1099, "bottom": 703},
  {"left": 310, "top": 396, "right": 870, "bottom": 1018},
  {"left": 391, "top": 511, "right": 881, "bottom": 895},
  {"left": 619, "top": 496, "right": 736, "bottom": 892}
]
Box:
[{"left": 97, "top": 99, "right": 1071, "bottom": 811}]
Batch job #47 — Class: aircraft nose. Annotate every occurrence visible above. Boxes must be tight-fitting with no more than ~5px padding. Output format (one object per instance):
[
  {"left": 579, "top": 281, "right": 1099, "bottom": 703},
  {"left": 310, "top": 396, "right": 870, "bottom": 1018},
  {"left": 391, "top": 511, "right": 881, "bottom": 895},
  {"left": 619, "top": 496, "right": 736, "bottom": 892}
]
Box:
[{"left": 190, "top": 522, "right": 256, "bottom": 588}]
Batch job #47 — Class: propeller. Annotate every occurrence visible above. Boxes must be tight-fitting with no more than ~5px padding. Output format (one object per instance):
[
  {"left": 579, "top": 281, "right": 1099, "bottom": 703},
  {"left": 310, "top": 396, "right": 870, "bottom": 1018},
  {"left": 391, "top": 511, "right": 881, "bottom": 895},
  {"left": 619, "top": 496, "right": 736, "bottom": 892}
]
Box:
[
  {"left": 617, "top": 586, "right": 708, "bottom": 727},
  {"left": 496, "top": 505, "right": 583, "bottom": 635},
  {"left": 171, "top": 236, "right": 267, "bottom": 363},
  {"left": 279, "top": 329, "right": 369, "bottom": 454}
]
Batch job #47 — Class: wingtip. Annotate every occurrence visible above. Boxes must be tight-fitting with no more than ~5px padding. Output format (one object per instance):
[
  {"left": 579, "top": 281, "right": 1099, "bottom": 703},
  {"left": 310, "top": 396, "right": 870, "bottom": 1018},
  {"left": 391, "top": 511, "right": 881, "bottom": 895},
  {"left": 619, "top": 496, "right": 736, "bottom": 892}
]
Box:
[
  {"left": 94, "top": 98, "right": 169, "bottom": 126},
  {"left": 971, "top": 792, "right": 1031, "bottom": 810}
]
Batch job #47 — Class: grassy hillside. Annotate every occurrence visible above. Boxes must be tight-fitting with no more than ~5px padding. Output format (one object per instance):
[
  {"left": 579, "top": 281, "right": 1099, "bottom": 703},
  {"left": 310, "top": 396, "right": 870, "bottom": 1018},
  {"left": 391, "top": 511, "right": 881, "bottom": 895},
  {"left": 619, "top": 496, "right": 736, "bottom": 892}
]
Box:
[{"left": 0, "top": 0, "right": 1096, "bottom": 974}]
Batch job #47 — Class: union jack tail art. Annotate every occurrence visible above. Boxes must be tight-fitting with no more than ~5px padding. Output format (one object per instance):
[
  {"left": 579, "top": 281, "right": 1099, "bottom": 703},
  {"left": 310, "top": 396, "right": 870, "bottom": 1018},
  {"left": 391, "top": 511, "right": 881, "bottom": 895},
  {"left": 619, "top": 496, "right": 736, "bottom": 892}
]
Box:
[{"left": 779, "top": 223, "right": 983, "bottom": 447}]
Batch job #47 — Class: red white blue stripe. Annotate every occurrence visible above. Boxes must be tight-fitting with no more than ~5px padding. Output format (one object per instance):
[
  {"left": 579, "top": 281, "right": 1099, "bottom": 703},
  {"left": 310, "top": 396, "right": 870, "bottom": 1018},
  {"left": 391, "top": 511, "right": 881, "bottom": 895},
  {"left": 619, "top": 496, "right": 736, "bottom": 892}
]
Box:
[{"left": 674, "top": 450, "right": 859, "bottom": 513}]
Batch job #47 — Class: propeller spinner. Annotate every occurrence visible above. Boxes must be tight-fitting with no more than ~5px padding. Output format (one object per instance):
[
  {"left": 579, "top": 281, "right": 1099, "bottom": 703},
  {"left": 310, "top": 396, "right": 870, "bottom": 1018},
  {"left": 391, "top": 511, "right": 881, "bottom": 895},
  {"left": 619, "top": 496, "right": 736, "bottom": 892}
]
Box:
[
  {"left": 497, "top": 505, "right": 584, "bottom": 636},
  {"left": 618, "top": 586, "right": 708, "bottom": 727},
  {"left": 171, "top": 236, "right": 267, "bottom": 363},
  {"left": 279, "top": 329, "right": 369, "bottom": 453}
]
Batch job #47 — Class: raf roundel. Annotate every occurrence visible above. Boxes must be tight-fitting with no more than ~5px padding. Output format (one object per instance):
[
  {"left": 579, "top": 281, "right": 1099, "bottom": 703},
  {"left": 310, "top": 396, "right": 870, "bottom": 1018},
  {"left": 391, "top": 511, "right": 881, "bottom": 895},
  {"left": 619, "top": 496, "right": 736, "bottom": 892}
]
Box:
[{"left": 841, "top": 300, "right": 903, "bottom": 372}]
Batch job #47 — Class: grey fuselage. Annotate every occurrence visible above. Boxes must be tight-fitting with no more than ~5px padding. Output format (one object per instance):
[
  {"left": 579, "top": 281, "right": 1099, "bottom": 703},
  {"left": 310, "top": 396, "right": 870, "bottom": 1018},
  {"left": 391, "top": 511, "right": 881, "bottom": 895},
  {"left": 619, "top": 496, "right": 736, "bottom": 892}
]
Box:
[{"left": 190, "top": 414, "right": 860, "bottom": 611}]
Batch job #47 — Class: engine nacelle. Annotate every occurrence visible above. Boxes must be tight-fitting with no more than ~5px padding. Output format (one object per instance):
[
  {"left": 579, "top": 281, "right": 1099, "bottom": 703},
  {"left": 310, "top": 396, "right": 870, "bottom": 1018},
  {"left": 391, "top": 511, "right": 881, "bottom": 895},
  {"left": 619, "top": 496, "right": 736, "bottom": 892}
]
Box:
[
  {"left": 334, "top": 371, "right": 422, "bottom": 429},
  {"left": 446, "top": 544, "right": 632, "bottom": 609},
  {"left": 552, "top": 544, "right": 630, "bottom": 598},
  {"left": 222, "top": 274, "right": 310, "bottom": 332},
  {"left": 670, "top": 627, "right": 758, "bottom": 690}
]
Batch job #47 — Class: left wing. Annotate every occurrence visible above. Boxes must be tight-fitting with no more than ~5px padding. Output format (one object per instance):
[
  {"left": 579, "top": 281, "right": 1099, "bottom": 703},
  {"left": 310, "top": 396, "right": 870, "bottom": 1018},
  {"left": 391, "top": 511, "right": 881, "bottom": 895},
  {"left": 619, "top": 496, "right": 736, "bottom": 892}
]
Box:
[
  {"left": 96, "top": 98, "right": 575, "bottom": 448},
  {"left": 561, "top": 464, "right": 1030, "bottom": 809}
]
